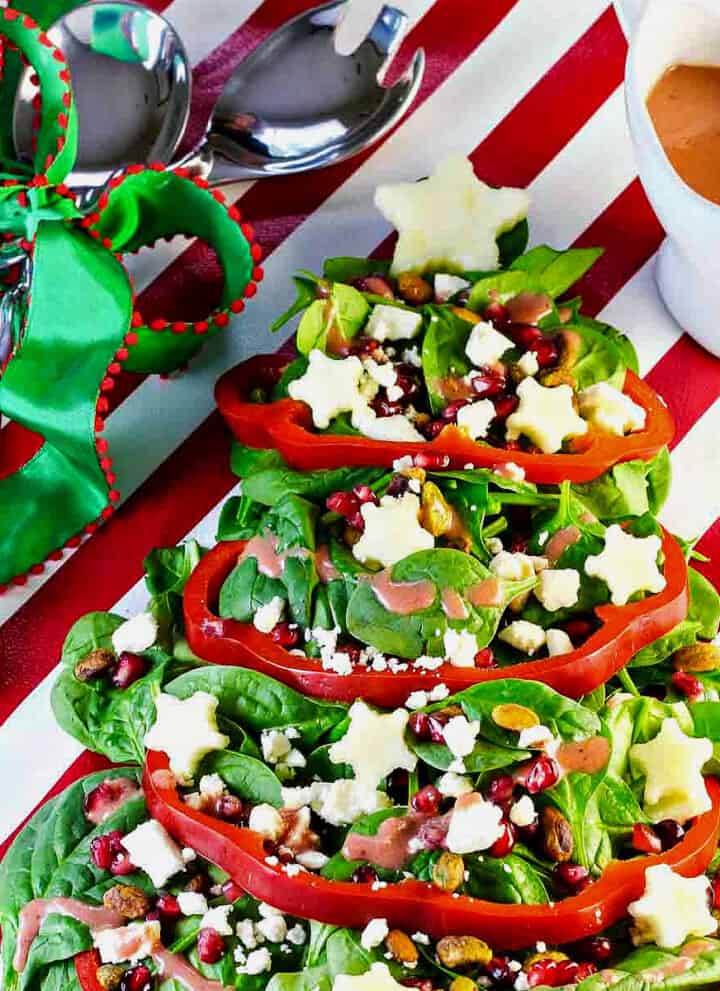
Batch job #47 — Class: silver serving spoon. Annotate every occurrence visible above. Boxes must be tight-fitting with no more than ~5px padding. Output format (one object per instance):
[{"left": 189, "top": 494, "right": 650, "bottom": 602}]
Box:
[{"left": 13, "top": 0, "right": 425, "bottom": 192}]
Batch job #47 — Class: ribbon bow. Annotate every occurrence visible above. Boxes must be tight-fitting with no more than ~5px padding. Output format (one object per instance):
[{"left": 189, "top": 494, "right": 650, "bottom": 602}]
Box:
[{"left": 0, "top": 7, "right": 261, "bottom": 588}]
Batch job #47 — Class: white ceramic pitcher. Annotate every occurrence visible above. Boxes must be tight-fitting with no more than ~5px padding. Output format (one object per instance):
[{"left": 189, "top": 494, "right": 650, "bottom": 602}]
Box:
[{"left": 615, "top": 0, "right": 720, "bottom": 357}]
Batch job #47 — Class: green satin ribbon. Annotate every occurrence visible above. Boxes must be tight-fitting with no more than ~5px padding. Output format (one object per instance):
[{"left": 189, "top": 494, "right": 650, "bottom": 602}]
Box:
[{"left": 0, "top": 8, "right": 255, "bottom": 585}]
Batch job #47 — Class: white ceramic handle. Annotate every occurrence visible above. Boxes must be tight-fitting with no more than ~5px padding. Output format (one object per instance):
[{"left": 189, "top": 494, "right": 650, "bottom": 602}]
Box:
[{"left": 613, "top": 0, "right": 646, "bottom": 36}]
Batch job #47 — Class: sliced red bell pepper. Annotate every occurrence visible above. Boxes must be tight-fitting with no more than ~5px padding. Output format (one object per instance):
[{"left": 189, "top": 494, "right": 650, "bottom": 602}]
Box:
[
  {"left": 183, "top": 528, "right": 688, "bottom": 706},
  {"left": 75, "top": 952, "right": 105, "bottom": 991},
  {"left": 143, "top": 753, "right": 720, "bottom": 949},
  {"left": 215, "top": 355, "right": 674, "bottom": 485}
]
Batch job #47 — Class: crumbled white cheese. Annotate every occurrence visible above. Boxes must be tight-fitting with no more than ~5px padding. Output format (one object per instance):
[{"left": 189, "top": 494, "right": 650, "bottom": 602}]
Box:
[
  {"left": 443, "top": 628, "right": 479, "bottom": 668},
  {"left": 319, "top": 780, "right": 391, "bottom": 826},
  {"left": 261, "top": 730, "right": 292, "bottom": 765},
  {"left": 516, "top": 351, "right": 539, "bottom": 377},
  {"left": 236, "top": 919, "right": 258, "bottom": 949},
  {"left": 630, "top": 718, "right": 712, "bottom": 823},
  {"left": 578, "top": 381, "right": 646, "bottom": 436},
  {"left": 365, "top": 304, "right": 423, "bottom": 342},
  {"left": 584, "top": 525, "right": 666, "bottom": 606},
  {"left": 429, "top": 683, "right": 450, "bottom": 702},
  {"left": 352, "top": 492, "right": 433, "bottom": 568},
  {"left": 93, "top": 921, "right": 161, "bottom": 964},
  {"left": 393, "top": 455, "right": 414, "bottom": 471},
  {"left": 288, "top": 349, "right": 366, "bottom": 429},
  {"left": 505, "top": 377, "right": 588, "bottom": 454},
  {"left": 517, "top": 724, "right": 554, "bottom": 749},
  {"left": 375, "top": 155, "right": 530, "bottom": 275},
  {"left": 248, "top": 804, "right": 285, "bottom": 841},
  {"left": 402, "top": 346, "right": 422, "bottom": 368},
  {"left": 121, "top": 820, "right": 185, "bottom": 888},
  {"left": 361, "top": 918, "right": 389, "bottom": 950},
  {"left": 256, "top": 914, "right": 288, "bottom": 943},
  {"left": 200, "top": 905, "right": 233, "bottom": 935},
  {"left": 353, "top": 406, "right": 425, "bottom": 443},
  {"left": 286, "top": 924, "right": 307, "bottom": 946},
  {"left": 198, "top": 773, "right": 225, "bottom": 799},
  {"left": 443, "top": 715, "right": 480, "bottom": 758},
  {"left": 465, "top": 321, "right": 514, "bottom": 368},
  {"left": 490, "top": 551, "right": 536, "bottom": 582},
  {"left": 446, "top": 793, "right": 504, "bottom": 854},
  {"left": 546, "top": 628, "right": 574, "bottom": 656},
  {"left": 456, "top": 399, "right": 496, "bottom": 440},
  {"left": 534, "top": 568, "right": 580, "bottom": 612},
  {"left": 437, "top": 771, "right": 474, "bottom": 797},
  {"left": 329, "top": 700, "right": 417, "bottom": 792},
  {"left": 509, "top": 795, "right": 536, "bottom": 827},
  {"left": 241, "top": 948, "right": 273, "bottom": 975},
  {"left": 144, "top": 691, "right": 229, "bottom": 783},
  {"left": 498, "top": 620, "right": 547, "bottom": 655},
  {"left": 363, "top": 358, "right": 398, "bottom": 391},
  {"left": 628, "top": 865, "right": 716, "bottom": 948},
  {"left": 253, "top": 596, "right": 285, "bottom": 633},
  {"left": 111, "top": 612, "right": 158, "bottom": 655},
  {"left": 435, "top": 273, "right": 470, "bottom": 302},
  {"left": 296, "top": 850, "right": 329, "bottom": 871},
  {"left": 405, "top": 690, "right": 429, "bottom": 710},
  {"left": 486, "top": 537, "right": 505, "bottom": 555},
  {"left": 177, "top": 891, "right": 209, "bottom": 917},
  {"left": 333, "top": 963, "right": 408, "bottom": 991}
]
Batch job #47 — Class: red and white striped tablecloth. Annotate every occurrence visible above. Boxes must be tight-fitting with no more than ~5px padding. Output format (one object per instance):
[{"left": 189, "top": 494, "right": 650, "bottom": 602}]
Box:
[{"left": 2, "top": 0, "right": 720, "bottom": 857}]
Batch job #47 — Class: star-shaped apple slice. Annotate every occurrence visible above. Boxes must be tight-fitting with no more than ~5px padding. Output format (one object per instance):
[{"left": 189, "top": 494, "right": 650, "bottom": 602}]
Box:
[
  {"left": 630, "top": 717, "right": 712, "bottom": 823},
  {"left": 144, "top": 691, "right": 229, "bottom": 783}
]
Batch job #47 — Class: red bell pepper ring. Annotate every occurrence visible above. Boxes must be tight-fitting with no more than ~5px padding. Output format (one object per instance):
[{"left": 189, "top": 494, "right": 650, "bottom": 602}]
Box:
[
  {"left": 75, "top": 952, "right": 105, "bottom": 991},
  {"left": 183, "top": 528, "right": 688, "bottom": 706},
  {"left": 143, "top": 753, "right": 720, "bottom": 949},
  {"left": 215, "top": 355, "right": 675, "bottom": 484}
]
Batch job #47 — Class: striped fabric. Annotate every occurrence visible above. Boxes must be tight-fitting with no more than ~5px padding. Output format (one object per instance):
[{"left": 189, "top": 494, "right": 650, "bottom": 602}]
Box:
[{"left": 1, "top": 0, "right": 719, "bottom": 863}]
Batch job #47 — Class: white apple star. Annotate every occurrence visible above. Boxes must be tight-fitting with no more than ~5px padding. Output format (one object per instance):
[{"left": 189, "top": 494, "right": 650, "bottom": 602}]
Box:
[
  {"left": 144, "top": 692, "right": 229, "bottom": 783},
  {"left": 505, "top": 377, "right": 588, "bottom": 454},
  {"left": 628, "top": 864, "right": 716, "bottom": 948},
  {"left": 374, "top": 155, "right": 530, "bottom": 275},
  {"left": 630, "top": 717, "right": 712, "bottom": 823},
  {"left": 584, "top": 524, "right": 666, "bottom": 606},
  {"left": 329, "top": 700, "right": 417, "bottom": 792}
]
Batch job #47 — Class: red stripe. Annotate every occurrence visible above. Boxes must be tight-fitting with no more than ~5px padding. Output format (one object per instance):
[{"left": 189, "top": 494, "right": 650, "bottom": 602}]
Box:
[
  {"left": 645, "top": 337, "right": 720, "bottom": 449},
  {"left": 0, "top": 751, "right": 111, "bottom": 862},
  {"left": 0, "top": 6, "right": 631, "bottom": 720}
]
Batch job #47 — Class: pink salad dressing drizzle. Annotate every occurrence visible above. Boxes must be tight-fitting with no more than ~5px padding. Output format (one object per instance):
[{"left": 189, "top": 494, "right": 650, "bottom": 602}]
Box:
[
  {"left": 466, "top": 577, "right": 503, "bottom": 607},
  {"left": 544, "top": 526, "right": 581, "bottom": 566},
  {"left": 315, "top": 545, "right": 340, "bottom": 584},
  {"left": 343, "top": 812, "right": 449, "bottom": 870},
  {"left": 506, "top": 292, "right": 553, "bottom": 325},
  {"left": 153, "top": 946, "right": 231, "bottom": 991},
  {"left": 556, "top": 736, "right": 610, "bottom": 776},
  {"left": 441, "top": 587, "right": 469, "bottom": 621},
  {"left": 368, "top": 569, "right": 436, "bottom": 615},
  {"left": 239, "top": 533, "right": 309, "bottom": 580},
  {"left": 14, "top": 899, "right": 125, "bottom": 971}
]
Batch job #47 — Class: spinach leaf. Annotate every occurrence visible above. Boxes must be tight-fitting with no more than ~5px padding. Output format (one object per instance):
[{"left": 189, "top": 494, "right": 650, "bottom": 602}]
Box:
[
  {"left": 574, "top": 313, "right": 640, "bottom": 375},
  {"left": 464, "top": 853, "right": 548, "bottom": 904},
  {"left": 60, "top": 612, "right": 124, "bottom": 670},
  {"left": 199, "top": 750, "right": 282, "bottom": 807},
  {"left": 323, "top": 257, "right": 391, "bottom": 283},
  {"left": 573, "top": 448, "right": 671, "bottom": 521},
  {"left": 631, "top": 567, "right": 720, "bottom": 668},
  {"left": 238, "top": 453, "right": 381, "bottom": 509},
  {"left": 51, "top": 649, "right": 177, "bottom": 764},
  {"left": 270, "top": 275, "right": 318, "bottom": 333},
  {"left": 0, "top": 769, "right": 146, "bottom": 991},
  {"left": 564, "top": 321, "right": 625, "bottom": 390},
  {"left": 230, "top": 444, "right": 286, "bottom": 479},
  {"left": 216, "top": 494, "right": 267, "bottom": 541},
  {"left": 420, "top": 306, "right": 473, "bottom": 415},
  {"left": 271, "top": 355, "right": 309, "bottom": 399},
  {"left": 263, "top": 495, "right": 319, "bottom": 553},
  {"left": 165, "top": 666, "right": 346, "bottom": 746},
  {"left": 581, "top": 774, "right": 647, "bottom": 873},
  {"left": 411, "top": 738, "right": 529, "bottom": 773},
  {"left": 144, "top": 541, "right": 205, "bottom": 642},
  {"left": 467, "top": 246, "right": 602, "bottom": 310},
  {"left": 496, "top": 219, "right": 529, "bottom": 268},
  {"left": 588, "top": 939, "right": 720, "bottom": 990},
  {"left": 296, "top": 284, "right": 369, "bottom": 356},
  {"left": 218, "top": 557, "right": 285, "bottom": 624},
  {"left": 346, "top": 548, "right": 535, "bottom": 658}
]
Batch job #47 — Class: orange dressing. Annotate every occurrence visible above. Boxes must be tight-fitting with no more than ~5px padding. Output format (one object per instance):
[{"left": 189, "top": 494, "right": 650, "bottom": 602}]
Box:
[{"left": 647, "top": 64, "right": 720, "bottom": 205}]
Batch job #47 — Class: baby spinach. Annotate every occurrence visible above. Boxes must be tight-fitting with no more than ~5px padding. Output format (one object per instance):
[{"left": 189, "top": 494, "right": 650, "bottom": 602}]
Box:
[
  {"left": 322, "top": 257, "right": 391, "bottom": 283},
  {"left": 467, "top": 246, "right": 602, "bottom": 310},
  {"left": 574, "top": 312, "right": 640, "bottom": 375},
  {"left": 496, "top": 218, "right": 529, "bottom": 267},
  {"left": 346, "top": 548, "right": 535, "bottom": 658},
  {"left": 219, "top": 557, "right": 286, "bottom": 624},
  {"left": 52, "top": 648, "right": 178, "bottom": 765},
  {"left": 573, "top": 448, "right": 672, "bottom": 521},
  {"left": 216, "top": 494, "right": 267, "bottom": 542},
  {"left": 60, "top": 611, "right": 124, "bottom": 670},
  {"left": 420, "top": 305, "right": 473, "bottom": 414},
  {"left": 144, "top": 541, "right": 205, "bottom": 644},
  {"left": 165, "top": 665, "right": 347, "bottom": 746},
  {"left": 631, "top": 567, "right": 720, "bottom": 668},
  {"left": 464, "top": 852, "right": 549, "bottom": 905},
  {"left": 0, "top": 769, "right": 146, "bottom": 991},
  {"left": 270, "top": 274, "right": 319, "bottom": 333},
  {"left": 411, "top": 737, "right": 529, "bottom": 773},
  {"left": 296, "top": 284, "right": 369, "bottom": 356},
  {"left": 565, "top": 321, "right": 626, "bottom": 391},
  {"left": 581, "top": 939, "right": 720, "bottom": 990},
  {"left": 263, "top": 495, "right": 319, "bottom": 552},
  {"left": 199, "top": 750, "right": 283, "bottom": 807},
  {"left": 271, "top": 355, "right": 309, "bottom": 399}
]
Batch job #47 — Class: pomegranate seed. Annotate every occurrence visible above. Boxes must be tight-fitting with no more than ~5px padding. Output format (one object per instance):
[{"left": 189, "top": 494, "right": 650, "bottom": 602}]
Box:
[
  {"left": 529, "top": 338, "right": 559, "bottom": 369},
  {"left": 485, "top": 957, "right": 512, "bottom": 986},
  {"left": 413, "top": 452, "right": 450, "bottom": 470},
  {"left": 525, "top": 961, "right": 560, "bottom": 988},
  {"left": 371, "top": 397, "right": 405, "bottom": 418},
  {"left": 215, "top": 795, "right": 245, "bottom": 822},
  {"left": 351, "top": 864, "right": 378, "bottom": 884},
  {"left": 506, "top": 323, "right": 543, "bottom": 348},
  {"left": 155, "top": 894, "right": 181, "bottom": 920},
  {"left": 470, "top": 370, "right": 506, "bottom": 399},
  {"left": 197, "top": 928, "right": 226, "bottom": 964},
  {"left": 326, "top": 490, "right": 360, "bottom": 521},
  {"left": 441, "top": 399, "right": 470, "bottom": 421},
  {"left": 353, "top": 336, "right": 381, "bottom": 355},
  {"left": 672, "top": 671, "right": 704, "bottom": 702},
  {"left": 387, "top": 474, "right": 411, "bottom": 497},
  {"left": 493, "top": 395, "right": 519, "bottom": 422},
  {"left": 111, "top": 852, "right": 136, "bottom": 876},
  {"left": 84, "top": 778, "right": 139, "bottom": 825},
  {"left": 111, "top": 652, "right": 146, "bottom": 690},
  {"left": 489, "top": 820, "right": 516, "bottom": 857},
  {"left": 510, "top": 535, "right": 529, "bottom": 554},
  {"left": 426, "top": 708, "right": 459, "bottom": 744},
  {"left": 353, "top": 275, "right": 395, "bottom": 299},
  {"left": 353, "top": 485, "right": 378, "bottom": 505},
  {"left": 393, "top": 374, "right": 419, "bottom": 401},
  {"left": 561, "top": 618, "right": 594, "bottom": 645},
  {"left": 632, "top": 823, "right": 662, "bottom": 854},
  {"left": 521, "top": 755, "right": 560, "bottom": 795},
  {"left": 554, "top": 862, "right": 590, "bottom": 890},
  {"left": 401, "top": 981, "right": 433, "bottom": 991},
  {"left": 221, "top": 880, "right": 244, "bottom": 903},
  {"left": 474, "top": 647, "right": 496, "bottom": 668},
  {"left": 337, "top": 642, "right": 363, "bottom": 665},
  {"left": 655, "top": 818, "right": 685, "bottom": 850},
  {"left": 416, "top": 817, "right": 449, "bottom": 850},
  {"left": 484, "top": 301, "right": 509, "bottom": 324},
  {"left": 387, "top": 769, "right": 410, "bottom": 803},
  {"left": 420, "top": 418, "right": 447, "bottom": 441},
  {"left": 575, "top": 963, "right": 598, "bottom": 981},
  {"left": 408, "top": 711, "right": 431, "bottom": 740},
  {"left": 145, "top": 909, "right": 160, "bottom": 923},
  {"left": 486, "top": 775, "right": 514, "bottom": 804},
  {"left": 552, "top": 961, "right": 580, "bottom": 985},
  {"left": 271, "top": 623, "right": 300, "bottom": 648},
  {"left": 120, "top": 964, "right": 154, "bottom": 991},
  {"left": 576, "top": 936, "right": 612, "bottom": 963},
  {"left": 90, "top": 830, "right": 132, "bottom": 872},
  {"left": 411, "top": 785, "right": 442, "bottom": 815},
  {"left": 515, "top": 819, "right": 540, "bottom": 843}
]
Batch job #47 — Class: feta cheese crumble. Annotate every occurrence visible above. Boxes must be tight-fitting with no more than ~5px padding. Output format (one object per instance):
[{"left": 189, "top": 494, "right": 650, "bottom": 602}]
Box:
[
  {"left": 360, "top": 918, "right": 389, "bottom": 950},
  {"left": 465, "top": 321, "right": 514, "bottom": 368},
  {"left": 446, "top": 793, "right": 504, "bottom": 854},
  {"left": 456, "top": 399, "right": 496, "bottom": 440},
  {"left": 578, "top": 381, "right": 646, "bottom": 436},
  {"left": 121, "top": 820, "right": 185, "bottom": 888},
  {"left": 365, "top": 305, "right": 423, "bottom": 342},
  {"left": 111, "top": 612, "right": 158, "bottom": 655},
  {"left": 443, "top": 628, "right": 479, "bottom": 668},
  {"left": 534, "top": 568, "right": 580, "bottom": 612},
  {"left": 498, "top": 620, "right": 546, "bottom": 655}
]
